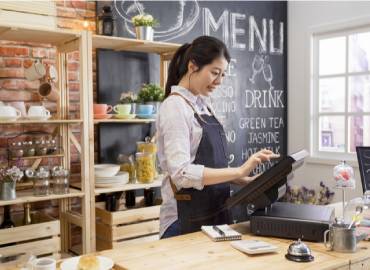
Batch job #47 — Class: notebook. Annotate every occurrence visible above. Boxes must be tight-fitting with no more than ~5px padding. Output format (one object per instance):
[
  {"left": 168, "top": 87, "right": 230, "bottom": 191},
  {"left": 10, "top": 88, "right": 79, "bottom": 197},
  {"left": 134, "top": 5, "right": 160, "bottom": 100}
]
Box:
[{"left": 201, "top": 224, "right": 242, "bottom": 241}]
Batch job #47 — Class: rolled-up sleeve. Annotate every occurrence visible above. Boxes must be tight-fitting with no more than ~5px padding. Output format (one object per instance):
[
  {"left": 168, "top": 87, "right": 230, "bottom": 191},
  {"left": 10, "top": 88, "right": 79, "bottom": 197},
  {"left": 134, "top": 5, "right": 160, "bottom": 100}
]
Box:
[{"left": 159, "top": 98, "right": 205, "bottom": 190}]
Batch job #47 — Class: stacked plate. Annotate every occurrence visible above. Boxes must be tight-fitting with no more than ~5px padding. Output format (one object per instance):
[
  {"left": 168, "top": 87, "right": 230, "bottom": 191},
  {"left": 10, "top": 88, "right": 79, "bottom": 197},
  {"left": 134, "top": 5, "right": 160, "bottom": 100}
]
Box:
[{"left": 94, "top": 164, "right": 129, "bottom": 187}]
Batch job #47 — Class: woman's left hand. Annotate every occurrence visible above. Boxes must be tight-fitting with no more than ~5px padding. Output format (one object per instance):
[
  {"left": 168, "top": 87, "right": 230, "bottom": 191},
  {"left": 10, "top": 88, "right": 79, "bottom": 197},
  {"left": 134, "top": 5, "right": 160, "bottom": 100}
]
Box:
[{"left": 232, "top": 173, "right": 261, "bottom": 185}]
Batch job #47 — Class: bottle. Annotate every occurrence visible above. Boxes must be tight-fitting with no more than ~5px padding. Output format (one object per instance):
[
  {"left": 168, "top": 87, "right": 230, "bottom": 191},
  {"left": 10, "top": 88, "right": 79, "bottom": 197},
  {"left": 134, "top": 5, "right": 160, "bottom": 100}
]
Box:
[
  {"left": 1, "top": 205, "right": 15, "bottom": 229},
  {"left": 23, "top": 203, "right": 32, "bottom": 225}
]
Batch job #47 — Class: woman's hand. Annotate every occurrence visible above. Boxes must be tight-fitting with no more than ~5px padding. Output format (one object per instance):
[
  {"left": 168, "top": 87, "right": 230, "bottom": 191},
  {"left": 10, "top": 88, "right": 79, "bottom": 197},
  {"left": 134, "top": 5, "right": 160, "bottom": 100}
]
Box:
[
  {"left": 232, "top": 173, "right": 261, "bottom": 185},
  {"left": 237, "top": 149, "right": 280, "bottom": 178}
]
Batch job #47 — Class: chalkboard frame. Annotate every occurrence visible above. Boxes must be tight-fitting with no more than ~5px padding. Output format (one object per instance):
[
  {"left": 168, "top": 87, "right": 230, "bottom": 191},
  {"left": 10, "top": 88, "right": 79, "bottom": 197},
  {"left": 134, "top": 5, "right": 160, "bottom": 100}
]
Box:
[{"left": 356, "top": 146, "right": 370, "bottom": 194}]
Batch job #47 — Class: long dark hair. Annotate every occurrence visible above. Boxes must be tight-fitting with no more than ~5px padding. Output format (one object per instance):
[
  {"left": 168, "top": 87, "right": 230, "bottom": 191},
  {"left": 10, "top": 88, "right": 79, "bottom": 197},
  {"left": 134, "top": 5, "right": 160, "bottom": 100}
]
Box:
[{"left": 164, "top": 36, "right": 231, "bottom": 99}]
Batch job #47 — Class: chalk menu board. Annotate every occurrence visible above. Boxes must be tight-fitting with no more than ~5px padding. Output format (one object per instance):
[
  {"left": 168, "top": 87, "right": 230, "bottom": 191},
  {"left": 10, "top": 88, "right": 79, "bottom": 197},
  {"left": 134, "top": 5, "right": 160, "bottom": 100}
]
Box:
[
  {"left": 97, "top": 1, "right": 287, "bottom": 175},
  {"left": 357, "top": 147, "right": 370, "bottom": 194}
]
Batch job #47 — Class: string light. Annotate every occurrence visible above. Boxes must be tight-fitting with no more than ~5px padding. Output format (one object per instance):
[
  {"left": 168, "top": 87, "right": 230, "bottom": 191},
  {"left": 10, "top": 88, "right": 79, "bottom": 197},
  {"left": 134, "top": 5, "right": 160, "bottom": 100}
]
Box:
[{"left": 83, "top": 19, "right": 89, "bottom": 29}]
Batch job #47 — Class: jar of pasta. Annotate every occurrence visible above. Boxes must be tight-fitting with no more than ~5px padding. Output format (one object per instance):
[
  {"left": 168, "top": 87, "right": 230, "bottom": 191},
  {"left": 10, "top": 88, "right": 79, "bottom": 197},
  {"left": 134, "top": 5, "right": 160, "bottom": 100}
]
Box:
[
  {"left": 136, "top": 140, "right": 158, "bottom": 177},
  {"left": 118, "top": 154, "right": 136, "bottom": 183},
  {"left": 136, "top": 152, "right": 154, "bottom": 183}
]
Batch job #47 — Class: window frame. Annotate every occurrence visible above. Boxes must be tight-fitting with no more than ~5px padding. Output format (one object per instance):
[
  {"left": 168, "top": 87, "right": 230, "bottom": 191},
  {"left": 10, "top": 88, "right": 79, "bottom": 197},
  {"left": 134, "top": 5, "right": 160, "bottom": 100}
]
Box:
[{"left": 311, "top": 26, "right": 370, "bottom": 161}]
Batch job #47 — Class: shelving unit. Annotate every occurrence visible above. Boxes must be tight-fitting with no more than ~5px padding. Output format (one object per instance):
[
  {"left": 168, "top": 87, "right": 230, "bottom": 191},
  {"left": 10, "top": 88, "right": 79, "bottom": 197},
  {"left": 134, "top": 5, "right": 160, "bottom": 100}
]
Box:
[
  {"left": 85, "top": 31, "right": 180, "bottom": 251},
  {"left": 0, "top": 24, "right": 181, "bottom": 256},
  {"left": 0, "top": 24, "right": 93, "bottom": 257}
]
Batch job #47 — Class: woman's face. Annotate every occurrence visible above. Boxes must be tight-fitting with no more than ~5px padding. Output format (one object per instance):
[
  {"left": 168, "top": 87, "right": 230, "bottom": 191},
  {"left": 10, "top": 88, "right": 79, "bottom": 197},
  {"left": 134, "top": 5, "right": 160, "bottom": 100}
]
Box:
[{"left": 189, "top": 56, "right": 228, "bottom": 96}]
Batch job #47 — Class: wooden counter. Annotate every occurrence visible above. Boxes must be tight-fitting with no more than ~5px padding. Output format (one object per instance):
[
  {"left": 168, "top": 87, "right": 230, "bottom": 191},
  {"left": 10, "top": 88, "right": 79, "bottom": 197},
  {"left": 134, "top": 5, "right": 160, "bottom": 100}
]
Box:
[{"left": 93, "top": 222, "right": 370, "bottom": 270}]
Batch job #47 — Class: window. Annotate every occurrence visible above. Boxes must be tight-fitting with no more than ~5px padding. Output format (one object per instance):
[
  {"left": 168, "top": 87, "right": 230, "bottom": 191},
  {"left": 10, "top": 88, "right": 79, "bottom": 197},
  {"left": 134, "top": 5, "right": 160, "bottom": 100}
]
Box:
[{"left": 312, "top": 28, "right": 370, "bottom": 160}]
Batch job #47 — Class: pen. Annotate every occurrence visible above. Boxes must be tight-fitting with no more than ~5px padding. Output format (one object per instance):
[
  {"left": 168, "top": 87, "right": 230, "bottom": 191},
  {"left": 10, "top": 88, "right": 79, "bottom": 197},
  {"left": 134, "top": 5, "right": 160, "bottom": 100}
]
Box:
[{"left": 213, "top": 225, "right": 225, "bottom": 236}]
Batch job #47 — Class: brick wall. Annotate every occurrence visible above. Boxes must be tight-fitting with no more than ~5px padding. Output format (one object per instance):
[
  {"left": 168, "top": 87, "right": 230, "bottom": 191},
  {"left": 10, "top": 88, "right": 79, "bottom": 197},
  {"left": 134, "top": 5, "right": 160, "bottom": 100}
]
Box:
[{"left": 0, "top": 0, "right": 97, "bottom": 249}]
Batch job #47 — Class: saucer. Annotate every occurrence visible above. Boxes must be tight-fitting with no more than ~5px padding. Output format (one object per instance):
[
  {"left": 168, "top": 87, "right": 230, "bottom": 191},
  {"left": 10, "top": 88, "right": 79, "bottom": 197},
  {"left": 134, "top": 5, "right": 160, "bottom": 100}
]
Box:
[
  {"left": 114, "top": 114, "right": 136, "bottom": 119},
  {"left": 137, "top": 113, "right": 156, "bottom": 119},
  {"left": 25, "top": 115, "right": 51, "bottom": 121},
  {"left": 0, "top": 115, "right": 19, "bottom": 122},
  {"left": 94, "top": 114, "right": 113, "bottom": 119}
]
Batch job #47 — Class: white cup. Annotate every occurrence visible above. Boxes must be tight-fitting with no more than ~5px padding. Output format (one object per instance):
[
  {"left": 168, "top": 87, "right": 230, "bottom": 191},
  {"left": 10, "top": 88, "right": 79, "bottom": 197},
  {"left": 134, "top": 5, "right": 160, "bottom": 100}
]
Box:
[
  {"left": 28, "top": 106, "right": 51, "bottom": 117},
  {"left": 32, "top": 258, "right": 56, "bottom": 270},
  {"left": 8, "top": 101, "right": 27, "bottom": 117},
  {"left": 24, "top": 60, "right": 46, "bottom": 81},
  {"left": 0, "top": 105, "right": 21, "bottom": 117}
]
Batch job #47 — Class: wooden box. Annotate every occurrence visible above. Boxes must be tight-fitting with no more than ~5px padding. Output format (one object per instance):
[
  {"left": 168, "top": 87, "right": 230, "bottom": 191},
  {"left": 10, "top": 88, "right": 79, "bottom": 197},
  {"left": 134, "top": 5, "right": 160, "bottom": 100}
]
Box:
[
  {"left": 0, "top": 212, "right": 60, "bottom": 259},
  {"left": 96, "top": 203, "right": 160, "bottom": 251}
]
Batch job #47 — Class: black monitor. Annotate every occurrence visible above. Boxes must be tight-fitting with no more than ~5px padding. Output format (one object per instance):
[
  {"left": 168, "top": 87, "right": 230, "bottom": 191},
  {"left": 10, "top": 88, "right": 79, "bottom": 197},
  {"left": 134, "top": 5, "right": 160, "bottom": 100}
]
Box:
[{"left": 225, "top": 150, "right": 308, "bottom": 215}]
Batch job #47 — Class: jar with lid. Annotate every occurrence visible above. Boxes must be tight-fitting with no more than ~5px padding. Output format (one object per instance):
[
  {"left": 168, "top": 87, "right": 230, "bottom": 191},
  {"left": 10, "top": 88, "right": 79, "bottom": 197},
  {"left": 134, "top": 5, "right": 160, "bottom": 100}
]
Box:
[
  {"left": 47, "top": 139, "right": 57, "bottom": 154},
  {"left": 36, "top": 140, "right": 48, "bottom": 156},
  {"left": 51, "top": 167, "right": 69, "bottom": 194},
  {"left": 24, "top": 141, "right": 35, "bottom": 157},
  {"left": 9, "top": 142, "right": 23, "bottom": 158},
  {"left": 333, "top": 160, "right": 355, "bottom": 188},
  {"left": 118, "top": 154, "right": 136, "bottom": 183},
  {"left": 136, "top": 140, "right": 158, "bottom": 177},
  {"left": 33, "top": 169, "right": 50, "bottom": 196},
  {"left": 136, "top": 152, "right": 154, "bottom": 183}
]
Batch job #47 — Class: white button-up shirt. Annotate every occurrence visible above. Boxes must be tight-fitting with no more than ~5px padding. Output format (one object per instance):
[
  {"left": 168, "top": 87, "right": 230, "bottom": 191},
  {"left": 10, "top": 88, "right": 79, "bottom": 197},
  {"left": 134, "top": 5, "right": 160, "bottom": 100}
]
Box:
[{"left": 156, "top": 86, "right": 215, "bottom": 237}]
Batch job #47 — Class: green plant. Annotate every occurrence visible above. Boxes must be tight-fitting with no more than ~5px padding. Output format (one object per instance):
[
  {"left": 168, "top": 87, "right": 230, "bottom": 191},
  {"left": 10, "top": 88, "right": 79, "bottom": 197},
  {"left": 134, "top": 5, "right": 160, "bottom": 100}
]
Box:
[
  {"left": 120, "top": 91, "right": 137, "bottom": 104},
  {"left": 132, "top": 14, "right": 159, "bottom": 27},
  {"left": 137, "top": 83, "right": 164, "bottom": 102}
]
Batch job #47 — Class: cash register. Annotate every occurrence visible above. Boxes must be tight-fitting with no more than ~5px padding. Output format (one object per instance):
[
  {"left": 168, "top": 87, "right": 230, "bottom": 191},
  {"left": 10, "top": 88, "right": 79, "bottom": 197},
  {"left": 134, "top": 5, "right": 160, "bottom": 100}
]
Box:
[{"left": 225, "top": 150, "right": 334, "bottom": 242}]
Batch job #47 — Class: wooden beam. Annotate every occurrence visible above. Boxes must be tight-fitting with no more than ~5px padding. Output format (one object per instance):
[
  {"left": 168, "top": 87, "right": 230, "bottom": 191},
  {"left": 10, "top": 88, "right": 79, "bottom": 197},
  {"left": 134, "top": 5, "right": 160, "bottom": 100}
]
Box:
[{"left": 69, "top": 129, "right": 81, "bottom": 154}]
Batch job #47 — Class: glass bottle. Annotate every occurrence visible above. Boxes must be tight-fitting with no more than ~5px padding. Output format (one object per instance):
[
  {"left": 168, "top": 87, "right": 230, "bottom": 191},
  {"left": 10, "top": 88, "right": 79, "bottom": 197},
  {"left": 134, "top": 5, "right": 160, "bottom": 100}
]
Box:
[
  {"left": 23, "top": 203, "right": 32, "bottom": 225},
  {"left": 1, "top": 205, "right": 15, "bottom": 229}
]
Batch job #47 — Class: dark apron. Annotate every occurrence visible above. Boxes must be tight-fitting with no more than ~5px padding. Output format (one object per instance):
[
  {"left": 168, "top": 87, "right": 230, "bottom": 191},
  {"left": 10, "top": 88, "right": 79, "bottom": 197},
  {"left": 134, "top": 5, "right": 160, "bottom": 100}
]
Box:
[{"left": 170, "top": 93, "right": 231, "bottom": 235}]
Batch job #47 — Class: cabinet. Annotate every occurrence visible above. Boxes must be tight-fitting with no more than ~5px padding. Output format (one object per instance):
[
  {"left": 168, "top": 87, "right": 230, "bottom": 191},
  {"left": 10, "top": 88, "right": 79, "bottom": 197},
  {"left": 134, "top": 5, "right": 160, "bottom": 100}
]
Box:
[
  {"left": 0, "top": 24, "right": 92, "bottom": 256},
  {"left": 84, "top": 32, "right": 180, "bottom": 251}
]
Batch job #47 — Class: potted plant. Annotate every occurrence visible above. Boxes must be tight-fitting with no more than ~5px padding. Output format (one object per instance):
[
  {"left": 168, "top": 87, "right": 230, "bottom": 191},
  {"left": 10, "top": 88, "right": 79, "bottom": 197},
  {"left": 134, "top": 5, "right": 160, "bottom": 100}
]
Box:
[
  {"left": 0, "top": 166, "right": 23, "bottom": 200},
  {"left": 137, "top": 83, "right": 164, "bottom": 115},
  {"left": 131, "top": 13, "right": 159, "bottom": 41}
]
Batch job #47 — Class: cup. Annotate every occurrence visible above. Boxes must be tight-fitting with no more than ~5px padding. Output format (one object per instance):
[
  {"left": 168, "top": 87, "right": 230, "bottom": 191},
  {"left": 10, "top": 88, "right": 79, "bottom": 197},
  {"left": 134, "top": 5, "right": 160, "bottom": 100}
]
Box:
[
  {"left": 32, "top": 257, "right": 56, "bottom": 270},
  {"left": 324, "top": 223, "right": 368, "bottom": 253},
  {"left": 8, "top": 101, "right": 27, "bottom": 117},
  {"left": 137, "top": 104, "right": 154, "bottom": 115},
  {"left": 93, "top": 104, "right": 112, "bottom": 115},
  {"left": 113, "top": 104, "right": 131, "bottom": 115},
  {"left": 0, "top": 105, "right": 21, "bottom": 117},
  {"left": 28, "top": 106, "right": 51, "bottom": 117},
  {"left": 24, "top": 59, "right": 46, "bottom": 81}
]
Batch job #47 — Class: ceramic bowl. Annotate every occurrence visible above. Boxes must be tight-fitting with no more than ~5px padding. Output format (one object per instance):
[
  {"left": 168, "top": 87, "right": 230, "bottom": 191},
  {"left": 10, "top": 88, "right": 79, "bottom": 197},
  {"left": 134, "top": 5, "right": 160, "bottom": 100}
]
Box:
[{"left": 94, "top": 164, "right": 120, "bottom": 178}]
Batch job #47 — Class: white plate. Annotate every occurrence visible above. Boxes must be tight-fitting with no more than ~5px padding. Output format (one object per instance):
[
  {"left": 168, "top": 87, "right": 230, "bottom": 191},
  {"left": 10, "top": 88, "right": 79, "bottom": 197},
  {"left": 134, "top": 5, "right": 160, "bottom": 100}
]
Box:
[
  {"left": 0, "top": 115, "right": 19, "bottom": 121},
  {"left": 95, "top": 171, "right": 129, "bottom": 183},
  {"left": 60, "top": 256, "right": 114, "bottom": 270},
  {"left": 26, "top": 115, "right": 51, "bottom": 121}
]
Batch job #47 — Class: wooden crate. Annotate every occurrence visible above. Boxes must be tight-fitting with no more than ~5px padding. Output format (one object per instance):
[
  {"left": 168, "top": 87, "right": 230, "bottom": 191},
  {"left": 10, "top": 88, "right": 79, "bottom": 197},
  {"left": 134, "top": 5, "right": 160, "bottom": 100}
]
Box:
[
  {"left": 96, "top": 204, "right": 160, "bottom": 251},
  {"left": 0, "top": 212, "right": 60, "bottom": 259}
]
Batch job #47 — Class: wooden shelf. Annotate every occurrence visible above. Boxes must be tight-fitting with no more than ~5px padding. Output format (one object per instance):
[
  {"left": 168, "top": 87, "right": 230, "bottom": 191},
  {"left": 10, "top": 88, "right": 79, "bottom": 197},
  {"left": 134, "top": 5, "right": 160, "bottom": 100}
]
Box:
[
  {"left": 0, "top": 119, "right": 82, "bottom": 125},
  {"left": 71, "top": 176, "right": 163, "bottom": 195},
  {"left": 0, "top": 24, "right": 79, "bottom": 46},
  {"left": 92, "top": 34, "right": 180, "bottom": 54},
  {"left": 10, "top": 153, "right": 64, "bottom": 161},
  {"left": 0, "top": 188, "right": 84, "bottom": 206},
  {"left": 94, "top": 118, "right": 155, "bottom": 124}
]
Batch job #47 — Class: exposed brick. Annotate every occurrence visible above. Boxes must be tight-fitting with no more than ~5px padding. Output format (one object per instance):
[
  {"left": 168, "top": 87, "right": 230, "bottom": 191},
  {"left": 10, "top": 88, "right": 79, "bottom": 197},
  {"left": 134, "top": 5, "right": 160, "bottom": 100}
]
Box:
[
  {"left": 57, "top": 18, "right": 95, "bottom": 31},
  {"left": 55, "top": 0, "right": 65, "bottom": 7},
  {"left": 67, "top": 62, "right": 79, "bottom": 71},
  {"left": 32, "top": 48, "right": 48, "bottom": 58},
  {"left": 68, "top": 82, "right": 80, "bottom": 91},
  {"left": 0, "top": 47, "right": 29, "bottom": 57},
  {"left": 87, "top": 1, "right": 96, "bottom": 11},
  {"left": 42, "top": 59, "right": 56, "bottom": 66},
  {"left": 0, "top": 79, "right": 25, "bottom": 90},
  {"left": 68, "top": 72, "right": 78, "bottom": 81},
  {"left": 0, "top": 89, "right": 36, "bottom": 101},
  {"left": 68, "top": 51, "right": 80, "bottom": 62},
  {"left": 48, "top": 50, "right": 56, "bottom": 59},
  {"left": 24, "top": 80, "right": 39, "bottom": 90},
  {"left": 0, "top": 69, "right": 24, "bottom": 78},
  {"left": 22, "top": 59, "right": 34, "bottom": 68},
  {"left": 0, "top": 58, "right": 4, "bottom": 68},
  {"left": 4, "top": 59, "right": 22, "bottom": 68}
]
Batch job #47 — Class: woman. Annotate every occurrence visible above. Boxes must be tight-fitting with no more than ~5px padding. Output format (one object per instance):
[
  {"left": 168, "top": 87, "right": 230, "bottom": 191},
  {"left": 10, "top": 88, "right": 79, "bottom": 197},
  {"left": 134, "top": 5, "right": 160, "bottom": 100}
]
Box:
[{"left": 156, "top": 36, "right": 279, "bottom": 239}]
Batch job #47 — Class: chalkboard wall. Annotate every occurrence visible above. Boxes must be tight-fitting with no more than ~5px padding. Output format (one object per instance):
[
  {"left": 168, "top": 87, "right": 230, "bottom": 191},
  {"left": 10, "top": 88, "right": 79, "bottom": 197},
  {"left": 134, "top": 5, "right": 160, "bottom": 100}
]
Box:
[{"left": 97, "top": 1, "right": 287, "bottom": 220}]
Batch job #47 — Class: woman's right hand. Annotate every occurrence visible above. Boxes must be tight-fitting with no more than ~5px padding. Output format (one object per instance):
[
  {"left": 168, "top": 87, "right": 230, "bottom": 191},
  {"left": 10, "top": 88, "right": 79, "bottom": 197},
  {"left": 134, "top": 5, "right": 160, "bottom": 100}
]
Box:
[{"left": 238, "top": 149, "right": 280, "bottom": 178}]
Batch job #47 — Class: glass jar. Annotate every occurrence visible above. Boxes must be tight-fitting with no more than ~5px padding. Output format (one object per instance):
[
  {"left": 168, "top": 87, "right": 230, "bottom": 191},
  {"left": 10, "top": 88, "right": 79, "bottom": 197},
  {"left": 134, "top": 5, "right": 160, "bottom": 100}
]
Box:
[
  {"left": 137, "top": 141, "right": 158, "bottom": 177},
  {"left": 136, "top": 152, "right": 154, "bottom": 183},
  {"left": 25, "top": 141, "right": 35, "bottom": 157},
  {"left": 47, "top": 139, "right": 57, "bottom": 154},
  {"left": 10, "top": 142, "right": 24, "bottom": 158},
  {"left": 333, "top": 160, "right": 355, "bottom": 188},
  {"left": 118, "top": 154, "right": 136, "bottom": 183},
  {"left": 33, "top": 169, "right": 50, "bottom": 196},
  {"left": 36, "top": 140, "right": 48, "bottom": 156},
  {"left": 51, "top": 167, "right": 69, "bottom": 194}
]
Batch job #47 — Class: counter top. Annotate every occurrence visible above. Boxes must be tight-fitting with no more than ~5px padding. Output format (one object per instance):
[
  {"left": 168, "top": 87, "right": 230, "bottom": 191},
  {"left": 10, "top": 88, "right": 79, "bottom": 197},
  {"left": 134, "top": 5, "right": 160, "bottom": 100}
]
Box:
[{"left": 96, "top": 222, "right": 370, "bottom": 270}]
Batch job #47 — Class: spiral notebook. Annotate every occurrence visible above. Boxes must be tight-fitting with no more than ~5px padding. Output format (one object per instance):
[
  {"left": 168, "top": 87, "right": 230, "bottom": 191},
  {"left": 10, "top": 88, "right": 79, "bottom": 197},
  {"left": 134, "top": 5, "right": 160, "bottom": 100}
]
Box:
[{"left": 201, "top": 224, "right": 242, "bottom": 241}]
